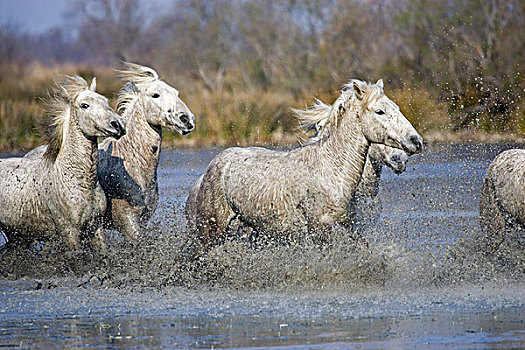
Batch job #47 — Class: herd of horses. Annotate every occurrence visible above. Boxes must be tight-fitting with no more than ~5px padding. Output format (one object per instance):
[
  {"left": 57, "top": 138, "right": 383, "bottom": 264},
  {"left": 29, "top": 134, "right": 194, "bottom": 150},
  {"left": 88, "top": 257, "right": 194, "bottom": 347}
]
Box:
[{"left": 0, "top": 63, "right": 523, "bottom": 263}]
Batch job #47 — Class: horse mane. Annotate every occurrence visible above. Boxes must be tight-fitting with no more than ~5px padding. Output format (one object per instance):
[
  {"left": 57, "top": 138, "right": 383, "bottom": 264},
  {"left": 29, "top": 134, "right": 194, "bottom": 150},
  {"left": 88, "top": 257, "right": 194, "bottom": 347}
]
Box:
[
  {"left": 291, "top": 99, "right": 334, "bottom": 144},
  {"left": 116, "top": 62, "right": 159, "bottom": 114},
  {"left": 41, "top": 75, "right": 90, "bottom": 160},
  {"left": 292, "top": 79, "right": 384, "bottom": 144},
  {"left": 116, "top": 82, "right": 140, "bottom": 114}
]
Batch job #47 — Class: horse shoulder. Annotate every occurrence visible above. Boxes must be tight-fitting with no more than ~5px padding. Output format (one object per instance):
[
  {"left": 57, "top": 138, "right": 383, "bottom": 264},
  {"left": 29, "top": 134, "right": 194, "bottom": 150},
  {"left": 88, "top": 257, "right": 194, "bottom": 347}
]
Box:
[{"left": 490, "top": 150, "right": 525, "bottom": 223}]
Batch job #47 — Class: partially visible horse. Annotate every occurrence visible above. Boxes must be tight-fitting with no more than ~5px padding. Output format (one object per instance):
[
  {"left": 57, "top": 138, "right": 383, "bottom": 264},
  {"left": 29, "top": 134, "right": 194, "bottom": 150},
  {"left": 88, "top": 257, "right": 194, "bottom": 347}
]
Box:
[
  {"left": 0, "top": 76, "right": 126, "bottom": 251},
  {"left": 349, "top": 144, "right": 408, "bottom": 234},
  {"left": 185, "top": 79, "right": 423, "bottom": 252},
  {"left": 97, "top": 63, "right": 195, "bottom": 243},
  {"left": 479, "top": 149, "right": 525, "bottom": 252}
]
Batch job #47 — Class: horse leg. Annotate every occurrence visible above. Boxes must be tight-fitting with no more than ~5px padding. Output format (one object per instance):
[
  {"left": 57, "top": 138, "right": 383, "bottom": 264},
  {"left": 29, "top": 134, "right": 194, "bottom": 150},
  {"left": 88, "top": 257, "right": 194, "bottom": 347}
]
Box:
[
  {"left": 197, "top": 200, "right": 236, "bottom": 246},
  {"left": 111, "top": 199, "right": 143, "bottom": 243},
  {"left": 309, "top": 213, "right": 369, "bottom": 251},
  {"left": 62, "top": 227, "right": 81, "bottom": 251},
  {"left": 183, "top": 188, "right": 236, "bottom": 263},
  {"left": 91, "top": 226, "right": 108, "bottom": 252}
]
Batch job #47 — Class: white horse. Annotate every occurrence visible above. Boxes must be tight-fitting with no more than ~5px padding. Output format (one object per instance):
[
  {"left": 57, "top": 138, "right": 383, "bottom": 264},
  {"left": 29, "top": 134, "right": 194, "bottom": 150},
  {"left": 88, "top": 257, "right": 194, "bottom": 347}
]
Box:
[
  {"left": 479, "top": 149, "right": 525, "bottom": 252},
  {"left": 185, "top": 79, "right": 423, "bottom": 251},
  {"left": 0, "top": 76, "right": 126, "bottom": 251},
  {"left": 293, "top": 98, "right": 409, "bottom": 234},
  {"left": 97, "top": 63, "right": 195, "bottom": 243},
  {"left": 349, "top": 144, "right": 408, "bottom": 234}
]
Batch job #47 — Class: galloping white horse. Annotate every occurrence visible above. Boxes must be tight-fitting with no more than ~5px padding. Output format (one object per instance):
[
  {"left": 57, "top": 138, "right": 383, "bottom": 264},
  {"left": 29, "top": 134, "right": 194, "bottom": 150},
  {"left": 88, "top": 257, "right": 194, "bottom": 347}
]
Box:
[
  {"left": 0, "top": 76, "right": 126, "bottom": 251},
  {"left": 185, "top": 79, "right": 423, "bottom": 251},
  {"left": 292, "top": 98, "right": 410, "bottom": 235},
  {"left": 97, "top": 63, "right": 195, "bottom": 243}
]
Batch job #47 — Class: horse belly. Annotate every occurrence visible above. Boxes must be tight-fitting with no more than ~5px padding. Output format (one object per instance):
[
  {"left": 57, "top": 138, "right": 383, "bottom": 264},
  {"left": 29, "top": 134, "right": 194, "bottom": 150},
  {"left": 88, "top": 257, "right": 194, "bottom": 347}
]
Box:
[
  {"left": 0, "top": 169, "right": 55, "bottom": 238},
  {"left": 1, "top": 198, "right": 57, "bottom": 241},
  {"left": 233, "top": 194, "right": 307, "bottom": 237}
]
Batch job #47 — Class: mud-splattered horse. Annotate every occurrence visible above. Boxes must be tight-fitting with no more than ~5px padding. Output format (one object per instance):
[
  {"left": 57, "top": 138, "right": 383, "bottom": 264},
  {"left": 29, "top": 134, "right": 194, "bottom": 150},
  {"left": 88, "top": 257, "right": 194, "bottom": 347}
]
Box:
[
  {"left": 349, "top": 144, "right": 408, "bottom": 234},
  {"left": 186, "top": 79, "right": 423, "bottom": 252},
  {"left": 292, "top": 99, "right": 410, "bottom": 234},
  {"left": 97, "top": 63, "right": 195, "bottom": 244},
  {"left": 0, "top": 76, "right": 125, "bottom": 251}
]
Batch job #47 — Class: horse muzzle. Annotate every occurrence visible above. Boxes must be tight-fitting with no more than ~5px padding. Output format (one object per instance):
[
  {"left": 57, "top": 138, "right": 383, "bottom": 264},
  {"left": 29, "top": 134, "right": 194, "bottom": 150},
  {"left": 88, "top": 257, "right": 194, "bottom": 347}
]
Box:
[
  {"left": 169, "top": 113, "right": 195, "bottom": 135},
  {"left": 401, "top": 134, "right": 424, "bottom": 155},
  {"left": 109, "top": 118, "right": 127, "bottom": 139},
  {"left": 387, "top": 153, "right": 408, "bottom": 174},
  {"left": 179, "top": 113, "right": 195, "bottom": 133}
]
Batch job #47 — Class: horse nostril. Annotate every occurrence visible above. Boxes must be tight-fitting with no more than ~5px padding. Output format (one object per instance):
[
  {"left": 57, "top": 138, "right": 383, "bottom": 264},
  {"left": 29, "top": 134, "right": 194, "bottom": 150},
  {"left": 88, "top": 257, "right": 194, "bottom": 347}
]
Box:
[
  {"left": 410, "top": 135, "right": 423, "bottom": 151},
  {"left": 179, "top": 114, "right": 190, "bottom": 125},
  {"left": 111, "top": 120, "right": 125, "bottom": 136}
]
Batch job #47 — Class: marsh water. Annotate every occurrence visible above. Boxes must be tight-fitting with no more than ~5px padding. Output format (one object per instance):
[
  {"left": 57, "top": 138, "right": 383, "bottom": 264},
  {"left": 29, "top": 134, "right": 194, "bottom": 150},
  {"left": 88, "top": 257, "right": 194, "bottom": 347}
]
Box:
[{"left": 1, "top": 143, "right": 524, "bottom": 348}]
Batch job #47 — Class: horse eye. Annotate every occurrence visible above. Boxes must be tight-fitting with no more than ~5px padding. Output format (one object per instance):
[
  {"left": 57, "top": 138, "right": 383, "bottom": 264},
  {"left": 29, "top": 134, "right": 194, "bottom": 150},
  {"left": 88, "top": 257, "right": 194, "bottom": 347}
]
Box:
[
  {"left": 375, "top": 109, "right": 385, "bottom": 115},
  {"left": 80, "top": 103, "right": 89, "bottom": 109},
  {"left": 152, "top": 93, "right": 160, "bottom": 98}
]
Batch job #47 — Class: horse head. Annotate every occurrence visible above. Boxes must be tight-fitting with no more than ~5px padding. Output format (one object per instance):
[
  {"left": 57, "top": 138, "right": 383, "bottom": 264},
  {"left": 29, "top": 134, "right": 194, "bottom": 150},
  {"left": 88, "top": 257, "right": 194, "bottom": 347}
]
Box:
[
  {"left": 73, "top": 77, "right": 126, "bottom": 140},
  {"left": 43, "top": 76, "right": 126, "bottom": 159},
  {"left": 118, "top": 63, "right": 195, "bottom": 135},
  {"left": 348, "top": 79, "right": 423, "bottom": 155},
  {"left": 368, "top": 144, "right": 408, "bottom": 174}
]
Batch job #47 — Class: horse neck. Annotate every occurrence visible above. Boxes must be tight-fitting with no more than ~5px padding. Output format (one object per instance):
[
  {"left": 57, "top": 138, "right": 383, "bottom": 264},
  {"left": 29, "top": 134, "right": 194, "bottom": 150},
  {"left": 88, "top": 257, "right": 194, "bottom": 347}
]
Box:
[
  {"left": 115, "top": 99, "right": 162, "bottom": 176},
  {"left": 313, "top": 108, "right": 370, "bottom": 199},
  {"left": 54, "top": 112, "right": 98, "bottom": 189}
]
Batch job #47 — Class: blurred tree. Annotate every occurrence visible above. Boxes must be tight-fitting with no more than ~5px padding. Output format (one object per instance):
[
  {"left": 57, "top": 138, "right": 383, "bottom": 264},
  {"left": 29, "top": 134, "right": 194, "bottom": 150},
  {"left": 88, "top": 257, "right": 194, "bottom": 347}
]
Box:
[
  {"left": 151, "top": 0, "right": 236, "bottom": 90},
  {"left": 69, "top": 0, "right": 150, "bottom": 64},
  {"left": 1, "top": 0, "right": 523, "bottom": 145},
  {"left": 236, "top": 0, "right": 332, "bottom": 93},
  {"left": 0, "top": 23, "right": 30, "bottom": 64},
  {"left": 396, "top": 0, "right": 524, "bottom": 131}
]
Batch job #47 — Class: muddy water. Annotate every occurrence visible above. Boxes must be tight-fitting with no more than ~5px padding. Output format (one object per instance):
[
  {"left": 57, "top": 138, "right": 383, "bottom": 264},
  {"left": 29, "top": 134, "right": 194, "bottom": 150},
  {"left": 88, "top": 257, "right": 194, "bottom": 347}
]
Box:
[{"left": 1, "top": 143, "right": 524, "bottom": 348}]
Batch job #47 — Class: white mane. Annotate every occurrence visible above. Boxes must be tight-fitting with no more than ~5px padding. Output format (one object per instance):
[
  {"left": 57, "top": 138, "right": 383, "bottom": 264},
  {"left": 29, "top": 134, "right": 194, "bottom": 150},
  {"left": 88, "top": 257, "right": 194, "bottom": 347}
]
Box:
[
  {"left": 115, "top": 62, "right": 160, "bottom": 114},
  {"left": 41, "top": 75, "right": 90, "bottom": 159},
  {"left": 292, "top": 79, "right": 384, "bottom": 144}
]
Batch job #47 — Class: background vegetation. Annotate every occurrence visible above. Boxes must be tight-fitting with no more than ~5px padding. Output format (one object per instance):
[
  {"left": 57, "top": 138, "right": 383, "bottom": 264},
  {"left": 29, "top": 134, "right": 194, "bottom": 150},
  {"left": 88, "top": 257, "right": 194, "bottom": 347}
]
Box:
[{"left": 1, "top": 0, "right": 524, "bottom": 152}]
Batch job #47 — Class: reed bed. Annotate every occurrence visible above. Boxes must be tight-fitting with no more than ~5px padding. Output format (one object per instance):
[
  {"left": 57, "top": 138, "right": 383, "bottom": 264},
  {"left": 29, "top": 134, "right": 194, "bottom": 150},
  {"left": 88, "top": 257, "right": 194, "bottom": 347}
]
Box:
[{"left": 1, "top": 63, "right": 523, "bottom": 153}]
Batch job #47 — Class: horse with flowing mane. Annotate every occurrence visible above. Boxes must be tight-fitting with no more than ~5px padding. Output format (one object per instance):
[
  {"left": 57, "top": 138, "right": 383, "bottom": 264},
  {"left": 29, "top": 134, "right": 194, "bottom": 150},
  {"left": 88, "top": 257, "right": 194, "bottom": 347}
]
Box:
[
  {"left": 292, "top": 98, "right": 410, "bottom": 235},
  {"left": 185, "top": 79, "right": 423, "bottom": 252},
  {"left": 97, "top": 63, "right": 195, "bottom": 243},
  {"left": 0, "top": 76, "right": 126, "bottom": 251}
]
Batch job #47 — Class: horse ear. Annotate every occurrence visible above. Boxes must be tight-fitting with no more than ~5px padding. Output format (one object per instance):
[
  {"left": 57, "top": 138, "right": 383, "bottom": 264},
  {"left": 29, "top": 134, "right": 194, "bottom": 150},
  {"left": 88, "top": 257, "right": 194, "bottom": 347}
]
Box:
[
  {"left": 376, "top": 79, "right": 384, "bottom": 89},
  {"left": 89, "top": 77, "right": 97, "bottom": 91},
  {"left": 144, "top": 67, "right": 159, "bottom": 80},
  {"left": 352, "top": 80, "right": 366, "bottom": 100}
]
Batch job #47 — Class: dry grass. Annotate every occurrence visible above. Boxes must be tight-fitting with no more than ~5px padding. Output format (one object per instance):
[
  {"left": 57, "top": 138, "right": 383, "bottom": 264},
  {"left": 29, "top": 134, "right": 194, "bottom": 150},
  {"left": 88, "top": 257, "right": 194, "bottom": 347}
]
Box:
[
  {"left": 164, "top": 87, "right": 300, "bottom": 147},
  {"left": 390, "top": 86, "right": 451, "bottom": 133},
  {"left": 0, "top": 63, "right": 120, "bottom": 152},
  {"left": 1, "top": 63, "right": 523, "bottom": 153}
]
